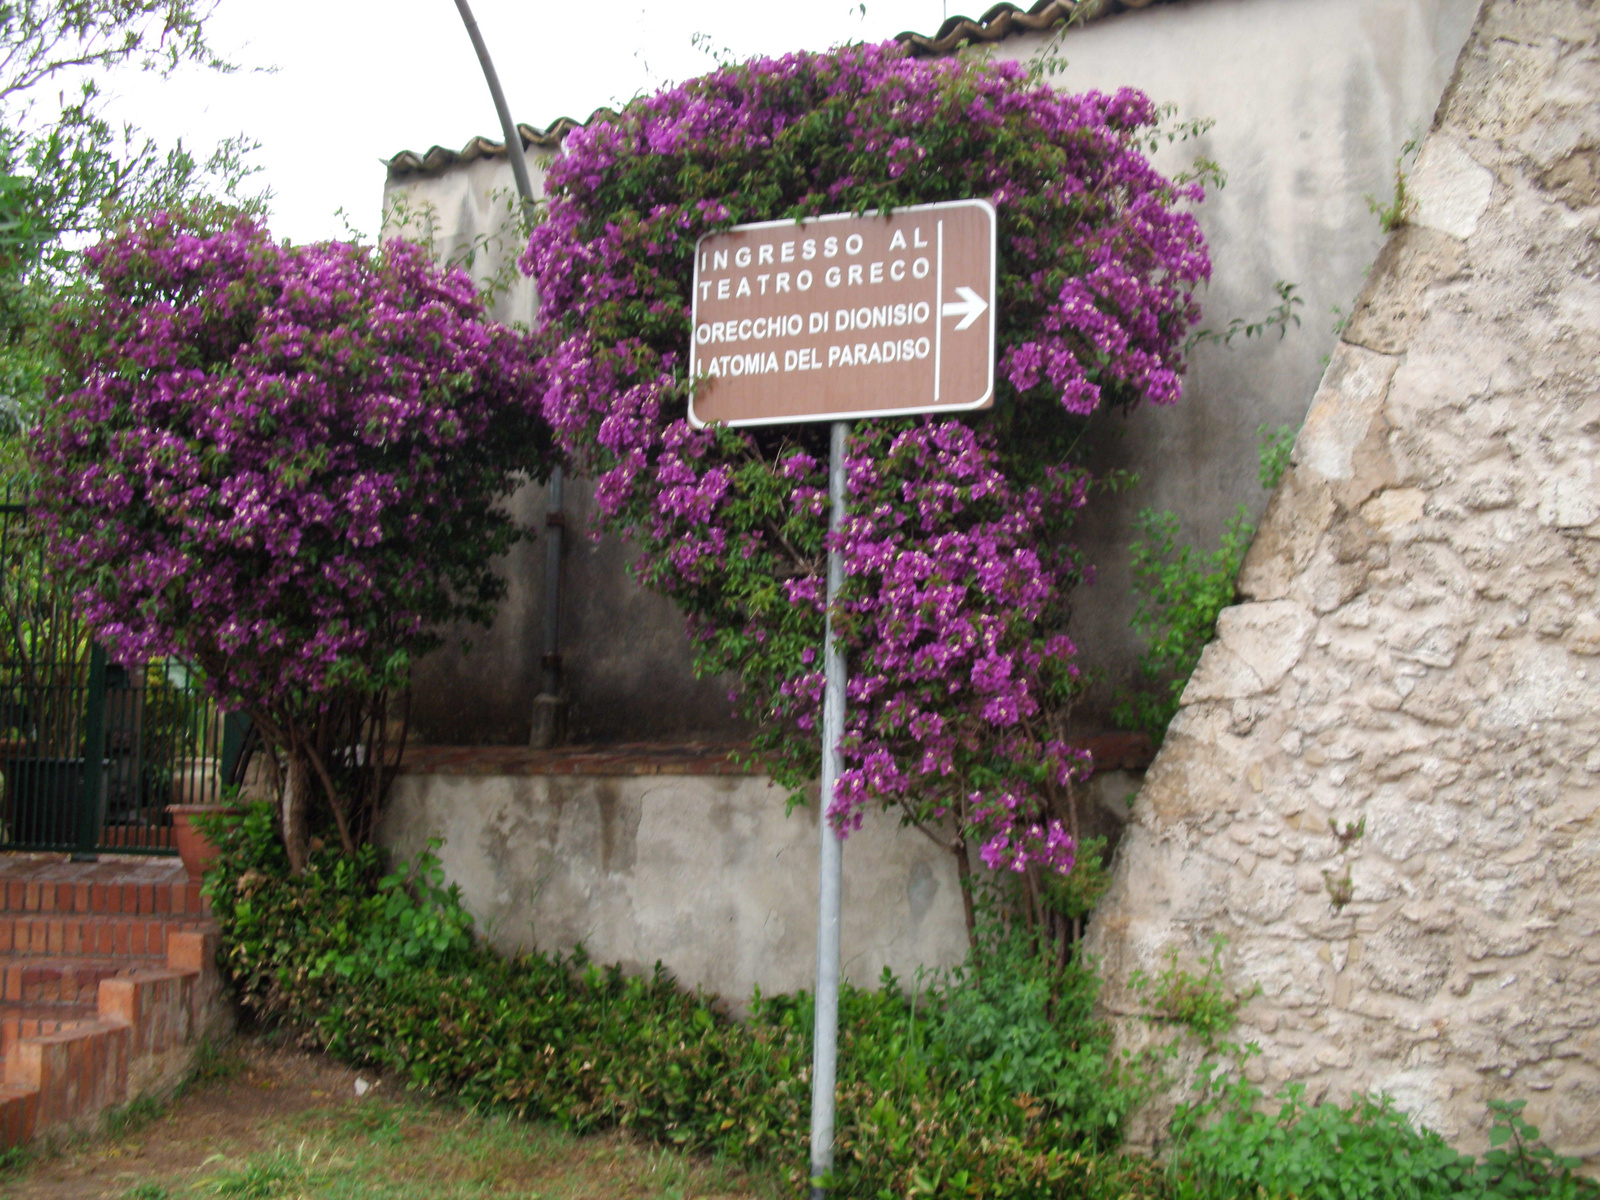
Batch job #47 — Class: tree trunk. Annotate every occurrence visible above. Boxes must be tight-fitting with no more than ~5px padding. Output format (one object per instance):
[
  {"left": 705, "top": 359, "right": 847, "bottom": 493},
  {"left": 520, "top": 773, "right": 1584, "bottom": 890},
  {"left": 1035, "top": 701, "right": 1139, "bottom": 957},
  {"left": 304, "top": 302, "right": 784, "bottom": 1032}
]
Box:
[{"left": 283, "top": 750, "right": 311, "bottom": 873}]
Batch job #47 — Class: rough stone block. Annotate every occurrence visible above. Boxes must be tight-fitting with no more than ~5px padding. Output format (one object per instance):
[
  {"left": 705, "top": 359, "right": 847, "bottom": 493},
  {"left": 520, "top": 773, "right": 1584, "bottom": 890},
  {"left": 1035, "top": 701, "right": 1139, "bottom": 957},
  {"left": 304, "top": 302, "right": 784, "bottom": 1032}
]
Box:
[
  {"left": 1297, "top": 344, "right": 1401, "bottom": 487},
  {"left": 1215, "top": 601, "right": 1317, "bottom": 691},
  {"left": 1344, "top": 226, "right": 1467, "bottom": 356},
  {"left": 1239, "top": 468, "right": 1338, "bottom": 602},
  {"left": 1409, "top": 136, "right": 1496, "bottom": 240}
]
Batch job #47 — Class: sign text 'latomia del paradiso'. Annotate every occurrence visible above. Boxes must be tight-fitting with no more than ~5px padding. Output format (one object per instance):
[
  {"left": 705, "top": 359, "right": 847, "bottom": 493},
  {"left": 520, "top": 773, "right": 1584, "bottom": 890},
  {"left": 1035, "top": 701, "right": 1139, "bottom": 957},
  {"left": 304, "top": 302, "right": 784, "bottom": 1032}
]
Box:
[{"left": 688, "top": 199, "right": 997, "bottom": 428}]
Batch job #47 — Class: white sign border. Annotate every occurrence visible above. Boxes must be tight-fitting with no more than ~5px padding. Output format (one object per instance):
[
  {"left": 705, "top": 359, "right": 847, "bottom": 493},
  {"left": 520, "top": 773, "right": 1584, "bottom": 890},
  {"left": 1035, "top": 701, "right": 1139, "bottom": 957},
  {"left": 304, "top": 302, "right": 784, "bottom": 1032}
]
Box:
[{"left": 686, "top": 197, "right": 998, "bottom": 430}]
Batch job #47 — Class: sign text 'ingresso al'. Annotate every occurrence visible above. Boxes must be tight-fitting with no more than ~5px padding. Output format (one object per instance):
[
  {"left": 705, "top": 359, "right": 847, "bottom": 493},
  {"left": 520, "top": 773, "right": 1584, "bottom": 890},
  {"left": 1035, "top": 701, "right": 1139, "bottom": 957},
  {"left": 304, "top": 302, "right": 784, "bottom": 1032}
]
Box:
[{"left": 688, "top": 199, "right": 996, "bottom": 428}]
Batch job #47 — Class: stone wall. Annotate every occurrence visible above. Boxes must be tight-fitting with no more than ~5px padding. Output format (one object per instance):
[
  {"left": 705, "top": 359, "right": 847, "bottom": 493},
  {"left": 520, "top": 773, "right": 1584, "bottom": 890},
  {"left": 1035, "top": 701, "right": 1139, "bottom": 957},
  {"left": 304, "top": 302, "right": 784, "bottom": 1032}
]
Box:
[{"left": 1086, "top": 0, "right": 1600, "bottom": 1160}]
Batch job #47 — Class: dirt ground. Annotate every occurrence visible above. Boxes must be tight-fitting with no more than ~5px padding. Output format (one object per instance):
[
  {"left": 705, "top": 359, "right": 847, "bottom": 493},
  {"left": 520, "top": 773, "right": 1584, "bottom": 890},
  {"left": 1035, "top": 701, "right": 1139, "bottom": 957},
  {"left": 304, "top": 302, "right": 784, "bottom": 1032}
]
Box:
[{"left": 1, "top": 1036, "right": 778, "bottom": 1199}]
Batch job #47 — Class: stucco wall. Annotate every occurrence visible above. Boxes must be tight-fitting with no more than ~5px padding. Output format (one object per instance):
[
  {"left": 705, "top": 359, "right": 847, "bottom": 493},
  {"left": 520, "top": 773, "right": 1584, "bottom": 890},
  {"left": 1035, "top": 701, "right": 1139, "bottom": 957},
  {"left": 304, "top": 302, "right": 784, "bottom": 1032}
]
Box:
[
  {"left": 376, "top": 769, "right": 971, "bottom": 1003},
  {"left": 1086, "top": 0, "right": 1600, "bottom": 1160},
  {"left": 383, "top": 0, "right": 1478, "bottom": 744},
  {"left": 378, "top": 761, "right": 1145, "bottom": 1002},
  {"left": 993, "top": 0, "right": 1479, "bottom": 718},
  {"left": 382, "top": 158, "right": 742, "bottom": 746}
]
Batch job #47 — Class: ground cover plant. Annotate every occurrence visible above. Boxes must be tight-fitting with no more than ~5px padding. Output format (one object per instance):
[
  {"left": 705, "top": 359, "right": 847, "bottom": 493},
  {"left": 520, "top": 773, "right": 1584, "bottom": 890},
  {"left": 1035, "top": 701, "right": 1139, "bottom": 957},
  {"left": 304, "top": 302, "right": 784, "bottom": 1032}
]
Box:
[
  {"left": 525, "top": 39, "right": 1212, "bottom": 945},
  {"left": 205, "top": 803, "right": 1168, "bottom": 1200},
  {"left": 28, "top": 210, "right": 552, "bottom": 867},
  {"left": 202, "top": 805, "right": 1599, "bottom": 1199},
  {"left": 1171, "top": 1076, "right": 1599, "bottom": 1200}
]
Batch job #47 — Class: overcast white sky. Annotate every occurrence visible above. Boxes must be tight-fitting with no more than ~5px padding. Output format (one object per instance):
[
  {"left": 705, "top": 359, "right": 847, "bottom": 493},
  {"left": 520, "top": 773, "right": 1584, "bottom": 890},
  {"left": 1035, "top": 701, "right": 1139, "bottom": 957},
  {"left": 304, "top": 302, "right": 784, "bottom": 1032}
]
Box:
[{"left": 92, "top": 0, "right": 952, "bottom": 245}]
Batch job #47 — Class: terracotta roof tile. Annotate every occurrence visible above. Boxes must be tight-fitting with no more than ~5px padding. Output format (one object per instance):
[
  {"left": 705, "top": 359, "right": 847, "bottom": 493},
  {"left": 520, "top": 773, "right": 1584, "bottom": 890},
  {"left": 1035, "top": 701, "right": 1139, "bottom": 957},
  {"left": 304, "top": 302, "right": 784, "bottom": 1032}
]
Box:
[
  {"left": 386, "top": 0, "right": 1185, "bottom": 177},
  {"left": 897, "top": 0, "right": 1177, "bottom": 56}
]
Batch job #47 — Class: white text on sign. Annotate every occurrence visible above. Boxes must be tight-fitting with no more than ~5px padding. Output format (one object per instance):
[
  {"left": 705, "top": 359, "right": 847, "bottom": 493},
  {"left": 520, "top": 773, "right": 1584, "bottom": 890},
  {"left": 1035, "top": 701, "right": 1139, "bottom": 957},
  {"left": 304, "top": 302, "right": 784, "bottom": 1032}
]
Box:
[{"left": 688, "top": 199, "right": 996, "bottom": 427}]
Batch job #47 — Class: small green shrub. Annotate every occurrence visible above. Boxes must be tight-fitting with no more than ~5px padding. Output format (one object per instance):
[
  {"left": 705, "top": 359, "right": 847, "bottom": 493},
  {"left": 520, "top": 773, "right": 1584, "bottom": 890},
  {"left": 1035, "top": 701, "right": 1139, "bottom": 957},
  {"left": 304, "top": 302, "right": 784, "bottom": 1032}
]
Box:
[
  {"left": 205, "top": 804, "right": 1167, "bottom": 1199},
  {"left": 918, "top": 914, "right": 1143, "bottom": 1140},
  {"left": 1113, "top": 423, "right": 1300, "bottom": 742},
  {"left": 1475, "top": 1099, "right": 1596, "bottom": 1200},
  {"left": 1174, "top": 1082, "right": 1471, "bottom": 1200},
  {"left": 1130, "top": 938, "right": 1256, "bottom": 1047},
  {"left": 1172, "top": 1082, "right": 1599, "bottom": 1200}
]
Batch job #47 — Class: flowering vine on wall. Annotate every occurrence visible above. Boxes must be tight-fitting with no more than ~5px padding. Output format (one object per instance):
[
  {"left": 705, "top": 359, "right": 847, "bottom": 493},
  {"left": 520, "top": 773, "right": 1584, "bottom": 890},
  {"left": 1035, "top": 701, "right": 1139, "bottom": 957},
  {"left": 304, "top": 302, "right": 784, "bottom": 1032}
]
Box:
[{"left": 526, "top": 41, "right": 1210, "bottom": 934}]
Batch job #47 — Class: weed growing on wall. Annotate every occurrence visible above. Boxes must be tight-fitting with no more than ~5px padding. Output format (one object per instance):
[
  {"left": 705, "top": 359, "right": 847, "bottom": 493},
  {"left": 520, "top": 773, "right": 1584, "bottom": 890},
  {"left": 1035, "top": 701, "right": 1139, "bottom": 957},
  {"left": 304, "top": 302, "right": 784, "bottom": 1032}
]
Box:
[
  {"left": 1113, "top": 422, "right": 1299, "bottom": 742},
  {"left": 1257, "top": 421, "right": 1295, "bottom": 491},
  {"left": 1129, "top": 937, "right": 1257, "bottom": 1049},
  {"left": 1366, "top": 137, "right": 1421, "bottom": 234}
]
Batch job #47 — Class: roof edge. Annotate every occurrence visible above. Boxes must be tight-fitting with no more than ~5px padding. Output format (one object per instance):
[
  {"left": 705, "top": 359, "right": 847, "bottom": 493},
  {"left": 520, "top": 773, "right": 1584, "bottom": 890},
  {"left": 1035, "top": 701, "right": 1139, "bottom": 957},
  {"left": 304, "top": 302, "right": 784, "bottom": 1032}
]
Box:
[{"left": 386, "top": 0, "right": 1179, "bottom": 178}]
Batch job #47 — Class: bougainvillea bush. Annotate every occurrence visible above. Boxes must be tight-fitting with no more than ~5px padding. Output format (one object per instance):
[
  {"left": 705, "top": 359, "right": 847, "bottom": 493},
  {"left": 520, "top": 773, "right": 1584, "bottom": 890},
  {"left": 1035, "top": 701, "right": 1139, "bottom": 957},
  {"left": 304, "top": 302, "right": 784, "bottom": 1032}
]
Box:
[
  {"left": 31, "top": 210, "right": 550, "bottom": 866},
  {"left": 525, "top": 41, "right": 1210, "bottom": 937}
]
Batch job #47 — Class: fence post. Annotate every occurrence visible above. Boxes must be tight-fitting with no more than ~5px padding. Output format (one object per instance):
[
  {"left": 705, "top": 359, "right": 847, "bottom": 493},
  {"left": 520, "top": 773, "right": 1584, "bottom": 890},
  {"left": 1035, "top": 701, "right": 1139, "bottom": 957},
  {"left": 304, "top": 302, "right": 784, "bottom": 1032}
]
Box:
[
  {"left": 74, "top": 643, "right": 107, "bottom": 861},
  {"left": 220, "top": 711, "right": 249, "bottom": 789}
]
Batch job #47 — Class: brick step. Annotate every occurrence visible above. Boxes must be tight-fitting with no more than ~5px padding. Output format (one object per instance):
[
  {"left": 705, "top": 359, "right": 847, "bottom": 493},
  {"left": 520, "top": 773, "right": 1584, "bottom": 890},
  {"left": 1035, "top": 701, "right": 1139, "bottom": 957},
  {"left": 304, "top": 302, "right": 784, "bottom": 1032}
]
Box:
[
  {"left": 0, "top": 878, "right": 206, "bottom": 918},
  {"left": 98, "top": 827, "right": 177, "bottom": 852},
  {"left": 3, "top": 1018, "right": 127, "bottom": 1134},
  {"left": 0, "top": 947, "right": 215, "bottom": 1149},
  {"left": 0, "top": 959, "right": 137, "bottom": 1006},
  {"left": 0, "top": 914, "right": 208, "bottom": 959},
  {"left": 0, "top": 1083, "right": 37, "bottom": 1149},
  {"left": 0, "top": 1003, "right": 96, "bottom": 1058}
]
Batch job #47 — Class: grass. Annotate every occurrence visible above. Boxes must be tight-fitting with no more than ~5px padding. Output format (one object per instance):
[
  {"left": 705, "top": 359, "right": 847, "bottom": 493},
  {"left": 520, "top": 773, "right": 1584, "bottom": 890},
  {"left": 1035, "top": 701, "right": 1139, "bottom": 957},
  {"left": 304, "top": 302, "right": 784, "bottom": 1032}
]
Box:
[
  {"left": 182, "top": 1101, "right": 777, "bottom": 1198},
  {"left": 2, "top": 1037, "right": 783, "bottom": 1200}
]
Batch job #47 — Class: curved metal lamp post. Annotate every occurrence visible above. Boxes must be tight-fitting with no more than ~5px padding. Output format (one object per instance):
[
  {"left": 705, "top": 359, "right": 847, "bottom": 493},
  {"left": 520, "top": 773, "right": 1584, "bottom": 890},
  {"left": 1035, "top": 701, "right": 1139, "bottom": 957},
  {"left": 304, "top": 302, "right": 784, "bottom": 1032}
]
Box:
[{"left": 451, "top": 0, "right": 566, "bottom": 748}]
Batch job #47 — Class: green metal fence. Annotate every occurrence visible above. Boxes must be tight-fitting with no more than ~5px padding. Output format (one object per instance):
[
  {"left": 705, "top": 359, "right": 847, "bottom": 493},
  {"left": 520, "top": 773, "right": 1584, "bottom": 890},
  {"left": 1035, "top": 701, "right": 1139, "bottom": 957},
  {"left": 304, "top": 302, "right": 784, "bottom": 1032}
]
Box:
[{"left": 0, "top": 490, "right": 247, "bottom": 857}]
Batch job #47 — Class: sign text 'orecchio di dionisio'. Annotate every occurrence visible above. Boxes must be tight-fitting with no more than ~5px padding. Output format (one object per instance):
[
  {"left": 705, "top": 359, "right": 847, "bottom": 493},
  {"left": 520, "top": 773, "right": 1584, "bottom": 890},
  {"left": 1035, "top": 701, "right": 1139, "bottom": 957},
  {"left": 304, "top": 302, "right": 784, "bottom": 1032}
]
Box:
[{"left": 688, "top": 199, "right": 996, "bottom": 427}]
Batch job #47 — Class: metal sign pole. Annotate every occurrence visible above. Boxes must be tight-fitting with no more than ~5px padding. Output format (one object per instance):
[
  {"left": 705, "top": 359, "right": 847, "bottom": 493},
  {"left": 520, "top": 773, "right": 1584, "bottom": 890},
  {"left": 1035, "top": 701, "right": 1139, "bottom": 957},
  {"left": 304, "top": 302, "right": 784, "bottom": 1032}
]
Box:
[
  {"left": 809, "top": 418, "right": 849, "bottom": 1199},
  {"left": 687, "top": 201, "right": 993, "bottom": 1196}
]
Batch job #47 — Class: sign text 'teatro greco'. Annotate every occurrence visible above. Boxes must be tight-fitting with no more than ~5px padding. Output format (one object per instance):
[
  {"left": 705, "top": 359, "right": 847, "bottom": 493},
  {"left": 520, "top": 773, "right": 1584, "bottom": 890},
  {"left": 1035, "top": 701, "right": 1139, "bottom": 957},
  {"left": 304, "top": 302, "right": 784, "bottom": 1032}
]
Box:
[{"left": 688, "top": 198, "right": 997, "bottom": 428}]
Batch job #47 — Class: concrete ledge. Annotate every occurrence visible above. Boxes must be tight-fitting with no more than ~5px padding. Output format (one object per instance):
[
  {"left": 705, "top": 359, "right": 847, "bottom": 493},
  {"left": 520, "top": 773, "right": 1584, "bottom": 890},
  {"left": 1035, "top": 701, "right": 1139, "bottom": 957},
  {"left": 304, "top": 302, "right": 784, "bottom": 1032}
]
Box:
[{"left": 399, "top": 741, "right": 753, "bottom": 777}]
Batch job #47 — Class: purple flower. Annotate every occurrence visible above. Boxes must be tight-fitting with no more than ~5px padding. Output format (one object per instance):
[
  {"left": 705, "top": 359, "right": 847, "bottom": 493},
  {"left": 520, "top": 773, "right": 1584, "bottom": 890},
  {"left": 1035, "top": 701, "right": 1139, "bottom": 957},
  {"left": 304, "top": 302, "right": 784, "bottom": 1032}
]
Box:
[
  {"left": 32, "top": 211, "right": 550, "bottom": 725},
  {"left": 522, "top": 41, "right": 1208, "bottom": 877}
]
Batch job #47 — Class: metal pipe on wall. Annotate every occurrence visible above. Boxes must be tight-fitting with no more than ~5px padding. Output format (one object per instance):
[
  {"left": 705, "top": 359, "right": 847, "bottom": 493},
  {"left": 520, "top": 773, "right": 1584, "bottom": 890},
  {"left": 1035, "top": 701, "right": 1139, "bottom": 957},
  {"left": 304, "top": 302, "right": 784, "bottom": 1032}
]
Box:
[
  {"left": 532, "top": 466, "right": 565, "bottom": 748},
  {"left": 450, "top": 0, "right": 567, "bottom": 748}
]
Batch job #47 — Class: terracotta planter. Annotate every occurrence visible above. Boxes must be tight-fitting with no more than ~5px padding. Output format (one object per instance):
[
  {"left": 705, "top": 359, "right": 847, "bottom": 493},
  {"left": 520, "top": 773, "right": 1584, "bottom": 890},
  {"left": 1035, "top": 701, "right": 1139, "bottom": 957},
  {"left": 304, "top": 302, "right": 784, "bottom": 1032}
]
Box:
[{"left": 166, "top": 804, "right": 241, "bottom": 882}]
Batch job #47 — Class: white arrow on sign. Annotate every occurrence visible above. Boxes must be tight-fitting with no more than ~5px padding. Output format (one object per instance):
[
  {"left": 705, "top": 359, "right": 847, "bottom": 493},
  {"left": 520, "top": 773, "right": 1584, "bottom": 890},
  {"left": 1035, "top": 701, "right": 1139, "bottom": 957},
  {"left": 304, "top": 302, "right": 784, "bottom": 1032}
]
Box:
[{"left": 941, "top": 286, "right": 989, "bottom": 331}]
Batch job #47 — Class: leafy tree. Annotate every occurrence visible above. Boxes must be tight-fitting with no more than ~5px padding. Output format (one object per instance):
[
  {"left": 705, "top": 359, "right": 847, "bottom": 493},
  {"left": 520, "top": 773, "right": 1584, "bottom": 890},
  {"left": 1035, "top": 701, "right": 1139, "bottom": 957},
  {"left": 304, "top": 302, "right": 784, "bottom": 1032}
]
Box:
[
  {"left": 30, "top": 212, "right": 552, "bottom": 868},
  {"left": 0, "top": 0, "right": 259, "bottom": 451}
]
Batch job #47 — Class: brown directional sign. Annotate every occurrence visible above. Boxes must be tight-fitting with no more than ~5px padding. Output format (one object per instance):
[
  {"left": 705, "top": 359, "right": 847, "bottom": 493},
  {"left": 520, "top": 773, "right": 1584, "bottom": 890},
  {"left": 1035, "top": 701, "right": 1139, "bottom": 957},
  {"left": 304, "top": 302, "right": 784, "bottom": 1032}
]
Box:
[{"left": 687, "top": 199, "right": 996, "bottom": 428}]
